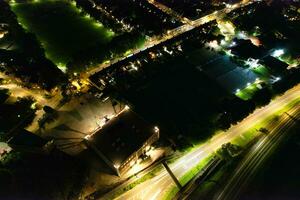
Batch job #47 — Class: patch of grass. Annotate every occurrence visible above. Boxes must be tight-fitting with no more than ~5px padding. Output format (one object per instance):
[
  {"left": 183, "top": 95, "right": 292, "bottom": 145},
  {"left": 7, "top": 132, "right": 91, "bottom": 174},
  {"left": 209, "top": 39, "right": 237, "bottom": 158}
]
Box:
[
  {"left": 110, "top": 165, "right": 163, "bottom": 199},
  {"left": 231, "top": 129, "right": 258, "bottom": 147},
  {"left": 179, "top": 155, "right": 214, "bottom": 186},
  {"left": 162, "top": 186, "right": 180, "bottom": 200},
  {"left": 236, "top": 83, "right": 260, "bottom": 100},
  {"left": 192, "top": 166, "right": 224, "bottom": 198},
  {"left": 232, "top": 96, "right": 300, "bottom": 147},
  {"left": 162, "top": 155, "right": 214, "bottom": 200},
  {"left": 252, "top": 65, "right": 270, "bottom": 78},
  {"left": 10, "top": 0, "right": 115, "bottom": 71}
]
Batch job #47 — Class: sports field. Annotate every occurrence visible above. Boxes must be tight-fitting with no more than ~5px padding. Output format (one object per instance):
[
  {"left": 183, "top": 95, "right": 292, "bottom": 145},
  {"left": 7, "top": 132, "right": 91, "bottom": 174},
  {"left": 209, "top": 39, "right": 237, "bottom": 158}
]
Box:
[{"left": 10, "top": 0, "right": 115, "bottom": 72}]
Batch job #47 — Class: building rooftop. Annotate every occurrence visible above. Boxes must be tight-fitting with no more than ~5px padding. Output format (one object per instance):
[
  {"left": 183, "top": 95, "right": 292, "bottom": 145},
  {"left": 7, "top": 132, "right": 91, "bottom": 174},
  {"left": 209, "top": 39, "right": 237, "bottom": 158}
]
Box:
[
  {"left": 90, "top": 109, "right": 156, "bottom": 167},
  {"left": 8, "top": 129, "right": 47, "bottom": 148},
  {"left": 200, "top": 56, "right": 257, "bottom": 93},
  {"left": 230, "top": 39, "right": 266, "bottom": 59},
  {"left": 263, "top": 55, "right": 289, "bottom": 74}
]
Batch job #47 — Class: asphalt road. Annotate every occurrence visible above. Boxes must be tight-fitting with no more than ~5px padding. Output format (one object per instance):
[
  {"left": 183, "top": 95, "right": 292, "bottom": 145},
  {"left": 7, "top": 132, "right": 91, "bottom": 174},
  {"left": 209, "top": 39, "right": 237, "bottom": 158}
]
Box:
[
  {"left": 213, "top": 104, "right": 300, "bottom": 200},
  {"left": 85, "top": 0, "right": 254, "bottom": 77},
  {"left": 147, "top": 0, "right": 192, "bottom": 25},
  {"left": 100, "top": 82, "right": 300, "bottom": 200}
]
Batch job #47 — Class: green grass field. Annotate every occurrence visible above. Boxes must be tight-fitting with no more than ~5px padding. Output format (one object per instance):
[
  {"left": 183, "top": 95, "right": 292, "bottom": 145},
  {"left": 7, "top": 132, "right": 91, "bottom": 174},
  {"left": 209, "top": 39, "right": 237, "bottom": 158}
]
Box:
[
  {"left": 10, "top": 0, "right": 115, "bottom": 72},
  {"left": 236, "top": 83, "right": 260, "bottom": 100}
]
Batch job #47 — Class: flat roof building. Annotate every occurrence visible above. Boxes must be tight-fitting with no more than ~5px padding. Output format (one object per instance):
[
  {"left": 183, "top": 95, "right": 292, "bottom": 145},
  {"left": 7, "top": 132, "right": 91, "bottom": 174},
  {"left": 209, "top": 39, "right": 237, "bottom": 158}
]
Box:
[
  {"left": 198, "top": 54, "right": 257, "bottom": 94},
  {"left": 85, "top": 108, "right": 159, "bottom": 176},
  {"left": 7, "top": 129, "right": 50, "bottom": 154},
  {"left": 230, "top": 39, "right": 266, "bottom": 59},
  {"left": 263, "top": 55, "right": 289, "bottom": 75}
]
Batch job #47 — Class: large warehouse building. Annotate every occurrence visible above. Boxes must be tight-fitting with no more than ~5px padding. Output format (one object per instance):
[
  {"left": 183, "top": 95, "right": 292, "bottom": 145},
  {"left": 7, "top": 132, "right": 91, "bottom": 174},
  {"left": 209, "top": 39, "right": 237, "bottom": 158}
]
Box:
[{"left": 84, "top": 108, "right": 160, "bottom": 176}]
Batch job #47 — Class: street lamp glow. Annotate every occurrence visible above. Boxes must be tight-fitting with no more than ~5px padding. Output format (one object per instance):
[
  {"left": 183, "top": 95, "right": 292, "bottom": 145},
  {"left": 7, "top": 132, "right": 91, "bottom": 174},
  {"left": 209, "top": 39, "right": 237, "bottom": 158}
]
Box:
[
  {"left": 245, "top": 58, "right": 259, "bottom": 68},
  {"left": 220, "top": 39, "right": 227, "bottom": 46},
  {"left": 114, "top": 164, "right": 120, "bottom": 169},
  {"left": 229, "top": 41, "right": 236, "bottom": 47},
  {"left": 84, "top": 134, "right": 91, "bottom": 140},
  {"left": 272, "top": 49, "right": 285, "bottom": 57},
  {"left": 207, "top": 40, "right": 219, "bottom": 49},
  {"left": 237, "top": 31, "right": 247, "bottom": 39}
]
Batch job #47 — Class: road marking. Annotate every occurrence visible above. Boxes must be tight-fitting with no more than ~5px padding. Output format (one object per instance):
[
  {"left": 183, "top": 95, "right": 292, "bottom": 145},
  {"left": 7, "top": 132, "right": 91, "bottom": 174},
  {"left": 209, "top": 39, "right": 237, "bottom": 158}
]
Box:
[{"left": 149, "top": 189, "right": 161, "bottom": 200}]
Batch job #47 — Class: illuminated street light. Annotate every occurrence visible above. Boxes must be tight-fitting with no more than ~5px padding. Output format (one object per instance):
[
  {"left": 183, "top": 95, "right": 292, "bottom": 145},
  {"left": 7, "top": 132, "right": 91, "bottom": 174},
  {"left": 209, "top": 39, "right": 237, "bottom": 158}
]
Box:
[
  {"left": 229, "top": 41, "right": 237, "bottom": 47},
  {"left": 225, "top": 50, "right": 234, "bottom": 57},
  {"left": 131, "top": 63, "right": 138, "bottom": 71},
  {"left": 130, "top": 160, "right": 135, "bottom": 167},
  {"left": 84, "top": 134, "right": 91, "bottom": 140},
  {"left": 245, "top": 58, "right": 259, "bottom": 68},
  {"left": 272, "top": 49, "right": 285, "bottom": 57},
  {"left": 220, "top": 39, "right": 227, "bottom": 46},
  {"left": 237, "top": 31, "right": 247, "bottom": 39},
  {"left": 207, "top": 40, "right": 219, "bottom": 49},
  {"left": 114, "top": 164, "right": 120, "bottom": 169}
]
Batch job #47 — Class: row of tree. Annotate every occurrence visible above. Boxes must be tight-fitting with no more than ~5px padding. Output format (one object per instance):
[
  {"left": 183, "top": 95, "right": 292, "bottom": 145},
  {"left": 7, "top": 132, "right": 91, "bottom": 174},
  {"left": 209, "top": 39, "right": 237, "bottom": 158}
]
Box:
[{"left": 0, "top": 1, "right": 66, "bottom": 90}]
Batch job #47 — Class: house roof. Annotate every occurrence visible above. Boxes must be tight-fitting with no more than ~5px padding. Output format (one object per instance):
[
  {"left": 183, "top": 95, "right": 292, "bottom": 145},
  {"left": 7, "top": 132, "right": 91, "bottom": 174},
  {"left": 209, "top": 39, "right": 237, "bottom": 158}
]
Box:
[{"left": 90, "top": 110, "right": 156, "bottom": 166}]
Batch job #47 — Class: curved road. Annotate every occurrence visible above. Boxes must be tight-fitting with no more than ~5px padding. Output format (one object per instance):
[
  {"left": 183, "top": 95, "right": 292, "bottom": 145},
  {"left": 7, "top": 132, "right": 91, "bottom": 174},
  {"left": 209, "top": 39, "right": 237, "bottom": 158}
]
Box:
[
  {"left": 214, "top": 104, "right": 300, "bottom": 200},
  {"left": 85, "top": 0, "right": 254, "bottom": 77},
  {"left": 100, "top": 83, "right": 300, "bottom": 200}
]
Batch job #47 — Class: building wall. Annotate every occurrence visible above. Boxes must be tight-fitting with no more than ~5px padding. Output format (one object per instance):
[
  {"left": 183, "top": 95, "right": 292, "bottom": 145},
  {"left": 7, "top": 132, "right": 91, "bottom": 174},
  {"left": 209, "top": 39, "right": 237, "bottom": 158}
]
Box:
[{"left": 118, "top": 130, "right": 160, "bottom": 174}]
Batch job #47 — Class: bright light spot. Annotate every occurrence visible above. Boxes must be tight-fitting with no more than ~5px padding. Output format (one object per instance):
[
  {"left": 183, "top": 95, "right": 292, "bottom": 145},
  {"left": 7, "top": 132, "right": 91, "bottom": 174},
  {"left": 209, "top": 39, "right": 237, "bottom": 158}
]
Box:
[
  {"left": 154, "top": 126, "right": 159, "bottom": 133},
  {"left": 226, "top": 4, "right": 232, "bottom": 8},
  {"left": 131, "top": 63, "right": 138, "bottom": 71},
  {"left": 30, "top": 102, "right": 37, "bottom": 109},
  {"left": 229, "top": 41, "right": 236, "bottom": 47},
  {"left": 218, "top": 21, "right": 236, "bottom": 36},
  {"left": 124, "top": 105, "right": 130, "bottom": 110},
  {"left": 114, "top": 164, "right": 120, "bottom": 169},
  {"left": 207, "top": 40, "right": 220, "bottom": 49},
  {"left": 272, "top": 49, "right": 285, "bottom": 57},
  {"left": 250, "top": 37, "right": 261, "bottom": 47},
  {"left": 71, "top": 80, "right": 81, "bottom": 90},
  {"left": 247, "top": 82, "right": 251, "bottom": 86},
  {"left": 246, "top": 58, "right": 259, "bottom": 68},
  {"left": 0, "top": 32, "right": 5, "bottom": 39},
  {"left": 146, "top": 145, "right": 151, "bottom": 151},
  {"left": 236, "top": 89, "right": 240, "bottom": 93},
  {"left": 220, "top": 39, "right": 227, "bottom": 46},
  {"left": 84, "top": 134, "right": 91, "bottom": 140},
  {"left": 225, "top": 50, "right": 234, "bottom": 56},
  {"left": 237, "top": 31, "right": 247, "bottom": 39},
  {"left": 57, "top": 63, "right": 67, "bottom": 73},
  {"left": 130, "top": 160, "right": 143, "bottom": 174},
  {"left": 130, "top": 161, "right": 135, "bottom": 167}
]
